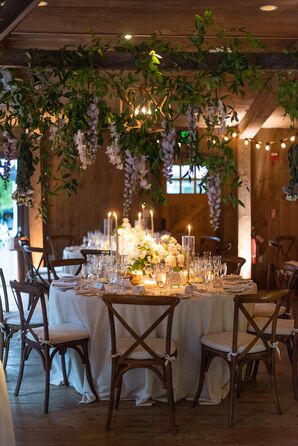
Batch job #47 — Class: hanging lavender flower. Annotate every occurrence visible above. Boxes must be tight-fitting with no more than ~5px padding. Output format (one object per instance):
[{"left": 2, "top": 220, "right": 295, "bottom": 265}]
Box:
[
  {"left": 86, "top": 100, "right": 100, "bottom": 160},
  {"left": 123, "top": 151, "right": 151, "bottom": 216},
  {"left": 161, "top": 120, "right": 176, "bottom": 182},
  {"left": 74, "top": 130, "right": 90, "bottom": 170},
  {"left": 206, "top": 174, "right": 221, "bottom": 231},
  {"left": 12, "top": 189, "right": 34, "bottom": 207},
  {"left": 123, "top": 150, "right": 138, "bottom": 217},
  {"left": 205, "top": 100, "right": 227, "bottom": 134},
  {"left": 105, "top": 122, "right": 123, "bottom": 169},
  {"left": 1, "top": 132, "right": 17, "bottom": 189}
]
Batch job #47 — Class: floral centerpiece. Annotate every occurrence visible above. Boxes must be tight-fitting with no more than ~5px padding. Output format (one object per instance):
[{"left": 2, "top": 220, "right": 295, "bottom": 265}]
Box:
[{"left": 130, "top": 234, "right": 185, "bottom": 275}]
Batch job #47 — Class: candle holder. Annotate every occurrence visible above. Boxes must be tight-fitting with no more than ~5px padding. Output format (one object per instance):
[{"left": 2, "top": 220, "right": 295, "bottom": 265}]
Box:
[
  {"left": 103, "top": 218, "right": 113, "bottom": 237},
  {"left": 181, "top": 236, "right": 196, "bottom": 258}
]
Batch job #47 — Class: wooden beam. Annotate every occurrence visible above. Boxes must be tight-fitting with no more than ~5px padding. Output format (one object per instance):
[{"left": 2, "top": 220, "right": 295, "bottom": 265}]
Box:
[
  {"left": 238, "top": 74, "right": 279, "bottom": 139},
  {"left": 0, "top": 0, "right": 40, "bottom": 43},
  {"left": 0, "top": 49, "right": 297, "bottom": 70}
]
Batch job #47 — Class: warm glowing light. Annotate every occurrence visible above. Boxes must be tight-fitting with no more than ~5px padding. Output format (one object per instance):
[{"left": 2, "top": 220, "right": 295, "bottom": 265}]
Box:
[
  {"left": 265, "top": 142, "right": 270, "bottom": 151},
  {"left": 224, "top": 136, "right": 229, "bottom": 141},
  {"left": 187, "top": 225, "right": 191, "bottom": 236},
  {"left": 124, "top": 34, "right": 132, "bottom": 40},
  {"left": 260, "top": 4, "right": 277, "bottom": 11},
  {"left": 38, "top": 1, "right": 48, "bottom": 6},
  {"left": 244, "top": 138, "right": 249, "bottom": 146},
  {"left": 280, "top": 141, "right": 286, "bottom": 149},
  {"left": 108, "top": 211, "right": 112, "bottom": 218},
  {"left": 290, "top": 135, "right": 296, "bottom": 142},
  {"left": 255, "top": 143, "right": 261, "bottom": 149},
  {"left": 212, "top": 139, "right": 216, "bottom": 145},
  {"left": 232, "top": 131, "right": 237, "bottom": 138}
]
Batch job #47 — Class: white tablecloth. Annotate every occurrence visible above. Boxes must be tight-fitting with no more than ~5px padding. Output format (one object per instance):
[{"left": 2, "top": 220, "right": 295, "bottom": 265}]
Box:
[
  {"left": 0, "top": 362, "right": 15, "bottom": 446},
  {"left": 63, "top": 246, "right": 84, "bottom": 274},
  {"left": 49, "top": 286, "right": 252, "bottom": 405}
]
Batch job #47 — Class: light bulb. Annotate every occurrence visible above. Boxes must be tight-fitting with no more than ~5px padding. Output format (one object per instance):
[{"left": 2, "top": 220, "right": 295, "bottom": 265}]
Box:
[
  {"left": 232, "top": 131, "right": 237, "bottom": 138},
  {"left": 256, "top": 143, "right": 261, "bottom": 149},
  {"left": 290, "top": 135, "right": 295, "bottom": 142},
  {"left": 265, "top": 142, "right": 270, "bottom": 151},
  {"left": 124, "top": 34, "right": 132, "bottom": 40},
  {"left": 224, "top": 136, "right": 229, "bottom": 141},
  {"left": 280, "top": 141, "right": 286, "bottom": 149},
  {"left": 244, "top": 138, "right": 249, "bottom": 146}
]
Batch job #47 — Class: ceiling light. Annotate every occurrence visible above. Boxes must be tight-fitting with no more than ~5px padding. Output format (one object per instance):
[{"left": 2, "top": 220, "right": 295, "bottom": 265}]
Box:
[
  {"left": 280, "top": 140, "right": 286, "bottom": 149},
  {"left": 256, "top": 142, "right": 261, "bottom": 149},
  {"left": 265, "top": 142, "right": 270, "bottom": 151},
  {"left": 124, "top": 34, "right": 132, "bottom": 40},
  {"left": 290, "top": 135, "right": 295, "bottom": 142},
  {"left": 244, "top": 138, "right": 249, "bottom": 146},
  {"left": 259, "top": 5, "right": 277, "bottom": 11},
  {"left": 38, "top": 1, "right": 48, "bottom": 6}
]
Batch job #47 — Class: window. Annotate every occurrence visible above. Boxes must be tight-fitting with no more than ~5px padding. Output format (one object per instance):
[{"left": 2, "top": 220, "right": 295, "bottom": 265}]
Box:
[{"left": 166, "top": 164, "right": 208, "bottom": 194}]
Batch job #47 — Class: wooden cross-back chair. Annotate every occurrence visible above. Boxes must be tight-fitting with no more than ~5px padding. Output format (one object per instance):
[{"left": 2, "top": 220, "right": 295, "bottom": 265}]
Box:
[
  {"left": 269, "top": 235, "right": 296, "bottom": 264},
  {"left": 221, "top": 256, "right": 246, "bottom": 275},
  {"left": 46, "top": 234, "right": 74, "bottom": 260},
  {"left": 198, "top": 236, "right": 220, "bottom": 256},
  {"left": 10, "top": 280, "right": 97, "bottom": 413},
  {"left": 80, "top": 248, "right": 112, "bottom": 260},
  {"left": 192, "top": 290, "right": 288, "bottom": 426},
  {"left": 18, "top": 240, "right": 51, "bottom": 290},
  {"left": 103, "top": 294, "right": 180, "bottom": 432},
  {"left": 47, "top": 258, "right": 86, "bottom": 280}
]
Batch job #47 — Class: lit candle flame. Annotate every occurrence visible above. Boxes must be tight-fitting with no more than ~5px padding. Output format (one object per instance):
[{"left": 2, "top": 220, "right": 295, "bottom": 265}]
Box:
[
  {"left": 188, "top": 224, "right": 191, "bottom": 235},
  {"left": 108, "top": 211, "right": 112, "bottom": 218}
]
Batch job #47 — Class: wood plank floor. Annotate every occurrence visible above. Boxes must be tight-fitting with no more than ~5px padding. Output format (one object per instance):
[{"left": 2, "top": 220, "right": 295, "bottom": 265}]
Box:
[{"left": 4, "top": 339, "right": 298, "bottom": 446}]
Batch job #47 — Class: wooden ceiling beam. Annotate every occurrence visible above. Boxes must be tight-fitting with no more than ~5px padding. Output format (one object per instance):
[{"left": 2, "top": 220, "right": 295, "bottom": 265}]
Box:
[
  {"left": 0, "top": 49, "right": 297, "bottom": 70},
  {"left": 238, "top": 75, "right": 279, "bottom": 139},
  {"left": 0, "top": 0, "right": 41, "bottom": 43}
]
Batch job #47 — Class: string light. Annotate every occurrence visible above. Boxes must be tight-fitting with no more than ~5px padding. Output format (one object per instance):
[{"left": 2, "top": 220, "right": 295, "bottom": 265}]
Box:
[
  {"left": 232, "top": 131, "right": 238, "bottom": 138},
  {"left": 255, "top": 142, "right": 261, "bottom": 149},
  {"left": 280, "top": 140, "right": 286, "bottom": 149},
  {"left": 124, "top": 34, "right": 133, "bottom": 40},
  {"left": 290, "top": 135, "right": 296, "bottom": 142},
  {"left": 244, "top": 138, "right": 249, "bottom": 146},
  {"left": 265, "top": 142, "right": 270, "bottom": 151},
  {"left": 224, "top": 135, "right": 229, "bottom": 141}
]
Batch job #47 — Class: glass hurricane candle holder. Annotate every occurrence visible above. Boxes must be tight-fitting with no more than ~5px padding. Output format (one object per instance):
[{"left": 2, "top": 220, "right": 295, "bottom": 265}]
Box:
[{"left": 181, "top": 236, "right": 196, "bottom": 259}]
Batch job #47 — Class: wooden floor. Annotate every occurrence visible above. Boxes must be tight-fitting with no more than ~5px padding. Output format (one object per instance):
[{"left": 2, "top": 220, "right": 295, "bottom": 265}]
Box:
[{"left": 4, "top": 339, "right": 298, "bottom": 446}]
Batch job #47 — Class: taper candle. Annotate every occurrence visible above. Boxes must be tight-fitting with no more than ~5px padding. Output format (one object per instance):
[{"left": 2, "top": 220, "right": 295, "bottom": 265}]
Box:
[
  {"left": 107, "top": 211, "right": 112, "bottom": 250},
  {"left": 138, "top": 211, "right": 142, "bottom": 228},
  {"left": 187, "top": 225, "right": 191, "bottom": 282},
  {"left": 150, "top": 210, "right": 154, "bottom": 237},
  {"left": 113, "top": 212, "right": 119, "bottom": 259}
]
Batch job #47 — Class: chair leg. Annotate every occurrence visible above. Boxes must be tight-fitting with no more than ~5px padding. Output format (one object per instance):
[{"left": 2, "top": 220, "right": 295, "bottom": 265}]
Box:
[
  {"left": 105, "top": 368, "right": 116, "bottom": 431},
  {"left": 0, "top": 330, "right": 5, "bottom": 363},
  {"left": 81, "top": 342, "right": 98, "bottom": 400},
  {"left": 15, "top": 341, "right": 26, "bottom": 396},
  {"left": 270, "top": 354, "right": 282, "bottom": 415},
  {"left": 44, "top": 349, "right": 51, "bottom": 414},
  {"left": 3, "top": 333, "right": 11, "bottom": 370},
  {"left": 228, "top": 360, "right": 237, "bottom": 427},
  {"left": 252, "top": 360, "right": 260, "bottom": 379},
  {"left": 164, "top": 364, "right": 176, "bottom": 432},
  {"left": 60, "top": 352, "right": 69, "bottom": 386},
  {"left": 192, "top": 349, "right": 208, "bottom": 407},
  {"left": 115, "top": 376, "right": 122, "bottom": 410},
  {"left": 242, "top": 361, "right": 253, "bottom": 392}
]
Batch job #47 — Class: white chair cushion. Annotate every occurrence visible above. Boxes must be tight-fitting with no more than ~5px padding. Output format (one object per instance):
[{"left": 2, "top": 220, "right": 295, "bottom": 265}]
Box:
[
  {"left": 27, "top": 324, "right": 89, "bottom": 344},
  {"left": 4, "top": 311, "right": 43, "bottom": 327},
  {"left": 201, "top": 331, "right": 266, "bottom": 354},
  {"left": 117, "top": 337, "right": 177, "bottom": 360},
  {"left": 253, "top": 303, "right": 286, "bottom": 318},
  {"left": 249, "top": 317, "right": 294, "bottom": 336}
]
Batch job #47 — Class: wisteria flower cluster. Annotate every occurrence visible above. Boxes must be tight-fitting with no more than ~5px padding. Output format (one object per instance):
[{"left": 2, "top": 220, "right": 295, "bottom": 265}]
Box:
[
  {"left": 105, "top": 123, "right": 123, "bottom": 169},
  {"left": 161, "top": 120, "right": 176, "bottom": 182},
  {"left": 123, "top": 150, "right": 151, "bottom": 216},
  {"left": 186, "top": 104, "right": 199, "bottom": 159},
  {"left": 11, "top": 189, "right": 34, "bottom": 207},
  {"left": 73, "top": 100, "right": 100, "bottom": 169},
  {"left": 206, "top": 174, "right": 221, "bottom": 231},
  {"left": 205, "top": 100, "right": 227, "bottom": 134},
  {"left": 1, "top": 132, "right": 17, "bottom": 188},
  {"left": 130, "top": 234, "right": 185, "bottom": 274}
]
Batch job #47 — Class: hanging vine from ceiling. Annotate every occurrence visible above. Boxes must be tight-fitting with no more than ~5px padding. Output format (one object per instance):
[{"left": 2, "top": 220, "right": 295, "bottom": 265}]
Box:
[{"left": 0, "top": 10, "right": 297, "bottom": 225}]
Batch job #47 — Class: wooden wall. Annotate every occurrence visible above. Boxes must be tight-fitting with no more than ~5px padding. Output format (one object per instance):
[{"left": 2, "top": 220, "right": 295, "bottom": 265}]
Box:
[{"left": 251, "top": 128, "right": 298, "bottom": 286}]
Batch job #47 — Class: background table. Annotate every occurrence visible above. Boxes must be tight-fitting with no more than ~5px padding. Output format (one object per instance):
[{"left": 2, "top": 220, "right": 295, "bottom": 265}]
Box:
[
  {"left": 49, "top": 286, "right": 251, "bottom": 405},
  {"left": 63, "top": 246, "right": 84, "bottom": 274},
  {"left": 0, "top": 361, "right": 15, "bottom": 446}
]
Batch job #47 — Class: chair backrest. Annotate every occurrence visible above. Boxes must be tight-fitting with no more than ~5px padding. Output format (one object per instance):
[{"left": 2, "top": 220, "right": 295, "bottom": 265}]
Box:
[
  {"left": 18, "top": 240, "right": 50, "bottom": 286},
  {"left": 102, "top": 294, "right": 180, "bottom": 363},
  {"left": 46, "top": 234, "right": 74, "bottom": 260},
  {"left": 273, "top": 263, "right": 298, "bottom": 291},
  {"left": 198, "top": 236, "right": 220, "bottom": 255},
  {"left": 48, "top": 258, "right": 86, "bottom": 279},
  {"left": 10, "top": 281, "right": 49, "bottom": 343},
  {"left": 80, "top": 248, "right": 111, "bottom": 260},
  {"left": 269, "top": 235, "right": 296, "bottom": 263},
  {"left": 232, "top": 290, "right": 289, "bottom": 360},
  {"left": 221, "top": 256, "right": 246, "bottom": 275},
  {"left": 0, "top": 268, "right": 9, "bottom": 314}
]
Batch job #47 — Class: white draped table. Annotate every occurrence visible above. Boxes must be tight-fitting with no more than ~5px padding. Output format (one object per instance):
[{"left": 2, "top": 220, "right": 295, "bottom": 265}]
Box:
[
  {"left": 49, "top": 285, "right": 253, "bottom": 406},
  {"left": 0, "top": 362, "right": 15, "bottom": 446}
]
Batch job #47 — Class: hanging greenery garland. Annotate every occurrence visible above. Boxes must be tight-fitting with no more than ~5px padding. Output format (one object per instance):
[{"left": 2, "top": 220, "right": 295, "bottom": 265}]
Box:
[{"left": 0, "top": 11, "right": 297, "bottom": 225}]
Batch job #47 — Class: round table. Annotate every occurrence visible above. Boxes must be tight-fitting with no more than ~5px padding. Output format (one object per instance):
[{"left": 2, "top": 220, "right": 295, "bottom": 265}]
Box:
[
  {"left": 49, "top": 285, "right": 253, "bottom": 405},
  {"left": 0, "top": 362, "right": 15, "bottom": 446}
]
